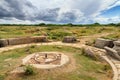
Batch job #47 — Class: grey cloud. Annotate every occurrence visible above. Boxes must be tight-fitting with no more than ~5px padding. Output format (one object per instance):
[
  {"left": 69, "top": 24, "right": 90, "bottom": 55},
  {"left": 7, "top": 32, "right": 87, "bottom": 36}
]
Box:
[
  {"left": 0, "top": 0, "right": 97, "bottom": 23},
  {"left": 35, "top": 8, "right": 59, "bottom": 21},
  {"left": 0, "top": 0, "right": 35, "bottom": 20},
  {"left": 0, "top": 0, "right": 119, "bottom": 24},
  {"left": 58, "top": 12, "right": 77, "bottom": 23},
  {"left": 0, "top": 0, "right": 82, "bottom": 23}
]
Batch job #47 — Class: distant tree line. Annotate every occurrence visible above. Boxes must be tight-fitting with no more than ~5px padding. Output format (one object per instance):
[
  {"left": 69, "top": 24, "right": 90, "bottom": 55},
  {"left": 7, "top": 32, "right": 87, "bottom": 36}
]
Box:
[{"left": 0, "top": 22, "right": 120, "bottom": 27}]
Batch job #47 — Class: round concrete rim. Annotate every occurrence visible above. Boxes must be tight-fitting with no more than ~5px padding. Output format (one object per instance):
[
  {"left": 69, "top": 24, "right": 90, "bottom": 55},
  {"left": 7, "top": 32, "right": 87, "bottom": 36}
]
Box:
[{"left": 22, "top": 52, "right": 69, "bottom": 69}]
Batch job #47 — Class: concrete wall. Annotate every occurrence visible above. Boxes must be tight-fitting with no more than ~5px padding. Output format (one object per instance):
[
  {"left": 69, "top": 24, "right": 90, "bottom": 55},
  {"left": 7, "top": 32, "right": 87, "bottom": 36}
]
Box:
[
  {"left": 95, "top": 38, "right": 114, "bottom": 49},
  {"left": 62, "top": 36, "right": 77, "bottom": 43},
  {"left": 8, "top": 37, "right": 33, "bottom": 45},
  {"left": 0, "top": 36, "right": 47, "bottom": 47},
  {"left": 31, "top": 36, "right": 47, "bottom": 43},
  {"left": 104, "top": 47, "right": 120, "bottom": 61},
  {"left": 0, "top": 39, "right": 8, "bottom": 47},
  {"left": 113, "top": 41, "right": 120, "bottom": 55}
]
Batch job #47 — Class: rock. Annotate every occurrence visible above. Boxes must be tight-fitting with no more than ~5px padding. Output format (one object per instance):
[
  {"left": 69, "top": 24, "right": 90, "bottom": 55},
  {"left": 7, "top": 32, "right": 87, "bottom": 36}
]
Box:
[
  {"left": 84, "top": 48, "right": 95, "bottom": 57},
  {"left": 95, "top": 38, "right": 114, "bottom": 49},
  {"left": 32, "top": 36, "right": 47, "bottom": 42},
  {"left": 0, "top": 39, "right": 9, "bottom": 47},
  {"left": 62, "top": 36, "right": 77, "bottom": 43},
  {"left": 84, "top": 48, "right": 100, "bottom": 60},
  {"left": 104, "top": 47, "right": 120, "bottom": 61},
  {"left": 10, "top": 67, "right": 25, "bottom": 74},
  {"left": 113, "top": 41, "right": 120, "bottom": 55},
  {"left": 0, "top": 36, "right": 48, "bottom": 47},
  {"left": 104, "top": 40, "right": 120, "bottom": 61},
  {"left": 8, "top": 37, "right": 32, "bottom": 45}
]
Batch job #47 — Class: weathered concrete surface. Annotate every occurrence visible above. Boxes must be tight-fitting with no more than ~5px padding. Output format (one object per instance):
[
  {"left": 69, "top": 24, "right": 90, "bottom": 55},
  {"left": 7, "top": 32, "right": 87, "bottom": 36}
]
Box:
[
  {"left": 22, "top": 52, "right": 69, "bottom": 69},
  {"left": 104, "top": 40, "right": 120, "bottom": 61},
  {"left": 10, "top": 67, "right": 25, "bottom": 74},
  {"left": 113, "top": 41, "right": 120, "bottom": 55},
  {"left": 0, "top": 36, "right": 47, "bottom": 47},
  {"left": 8, "top": 37, "right": 33, "bottom": 45},
  {"left": 31, "top": 36, "right": 47, "bottom": 43},
  {"left": 104, "top": 47, "right": 120, "bottom": 61},
  {"left": 62, "top": 36, "right": 77, "bottom": 43},
  {"left": 95, "top": 38, "right": 114, "bottom": 49},
  {"left": 0, "top": 39, "right": 8, "bottom": 47},
  {"left": 84, "top": 48, "right": 101, "bottom": 60}
]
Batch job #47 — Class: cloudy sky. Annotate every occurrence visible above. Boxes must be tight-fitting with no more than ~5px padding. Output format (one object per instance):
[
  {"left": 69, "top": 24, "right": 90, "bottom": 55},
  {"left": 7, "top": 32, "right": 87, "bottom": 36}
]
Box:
[{"left": 0, "top": 0, "right": 120, "bottom": 24}]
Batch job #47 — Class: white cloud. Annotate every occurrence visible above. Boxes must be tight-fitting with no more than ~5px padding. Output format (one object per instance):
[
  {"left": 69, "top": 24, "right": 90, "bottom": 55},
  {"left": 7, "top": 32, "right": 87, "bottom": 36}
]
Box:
[
  {"left": 94, "top": 16, "right": 120, "bottom": 24},
  {"left": 0, "top": 0, "right": 120, "bottom": 24},
  {"left": 29, "top": 0, "right": 118, "bottom": 16}
]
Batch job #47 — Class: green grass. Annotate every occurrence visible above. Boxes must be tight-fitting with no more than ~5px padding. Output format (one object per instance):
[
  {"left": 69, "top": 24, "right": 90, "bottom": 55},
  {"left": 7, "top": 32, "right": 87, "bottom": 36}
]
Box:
[
  {"left": 0, "top": 26, "right": 118, "bottom": 40},
  {"left": 0, "top": 45, "right": 112, "bottom": 80},
  {"left": 102, "top": 32, "right": 120, "bottom": 40}
]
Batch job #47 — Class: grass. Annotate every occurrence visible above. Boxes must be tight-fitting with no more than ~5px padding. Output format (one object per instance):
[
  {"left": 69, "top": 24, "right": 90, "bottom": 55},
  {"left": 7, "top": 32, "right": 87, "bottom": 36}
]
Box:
[
  {"left": 0, "top": 26, "right": 115, "bottom": 80},
  {"left": 0, "top": 45, "right": 112, "bottom": 80},
  {"left": 102, "top": 32, "right": 120, "bottom": 40},
  {"left": 0, "top": 26, "right": 119, "bottom": 40}
]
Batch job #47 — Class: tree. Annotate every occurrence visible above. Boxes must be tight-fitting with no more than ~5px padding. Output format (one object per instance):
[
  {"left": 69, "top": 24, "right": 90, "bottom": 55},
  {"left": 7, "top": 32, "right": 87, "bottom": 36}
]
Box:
[
  {"left": 93, "top": 22, "right": 100, "bottom": 26},
  {"left": 67, "top": 23, "right": 73, "bottom": 27},
  {"left": 38, "top": 23, "right": 46, "bottom": 26}
]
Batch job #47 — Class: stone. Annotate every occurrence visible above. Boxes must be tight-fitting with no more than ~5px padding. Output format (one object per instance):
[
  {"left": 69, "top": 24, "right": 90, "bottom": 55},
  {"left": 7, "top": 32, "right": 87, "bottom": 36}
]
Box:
[
  {"left": 104, "top": 47, "right": 120, "bottom": 60},
  {"left": 113, "top": 41, "right": 120, "bottom": 55},
  {"left": 5, "top": 36, "right": 47, "bottom": 46},
  {"left": 8, "top": 37, "right": 32, "bottom": 45},
  {"left": 95, "top": 38, "right": 114, "bottom": 49},
  {"left": 62, "top": 36, "right": 77, "bottom": 43},
  {"left": 10, "top": 67, "right": 25, "bottom": 74},
  {"left": 84, "top": 48, "right": 95, "bottom": 57},
  {"left": 0, "top": 39, "right": 8, "bottom": 47},
  {"left": 32, "top": 36, "right": 47, "bottom": 43},
  {"left": 84, "top": 48, "right": 101, "bottom": 60},
  {"left": 0, "top": 36, "right": 48, "bottom": 47},
  {"left": 104, "top": 40, "right": 120, "bottom": 61}
]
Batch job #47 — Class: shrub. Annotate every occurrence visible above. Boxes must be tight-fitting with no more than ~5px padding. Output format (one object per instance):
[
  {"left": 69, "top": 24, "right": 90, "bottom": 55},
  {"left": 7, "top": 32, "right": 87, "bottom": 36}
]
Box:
[
  {"left": 103, "top": 64, "right": 111, "bottom": 71},
  {"left": 30, "top": 45, "right": 36, "bottom": 48},
  {"left": 24, "top": 65, "right": 34, "bottom": 75}
]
